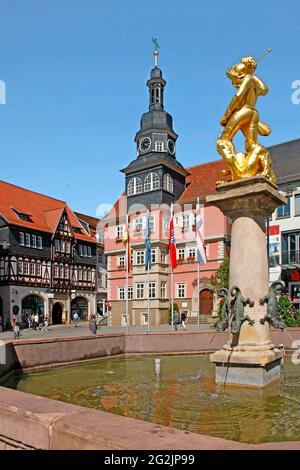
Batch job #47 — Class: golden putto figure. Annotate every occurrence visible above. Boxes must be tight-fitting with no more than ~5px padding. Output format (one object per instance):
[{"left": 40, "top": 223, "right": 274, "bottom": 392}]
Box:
[{"left": 216, "top": 52, "right": 276, "bottom": 184}]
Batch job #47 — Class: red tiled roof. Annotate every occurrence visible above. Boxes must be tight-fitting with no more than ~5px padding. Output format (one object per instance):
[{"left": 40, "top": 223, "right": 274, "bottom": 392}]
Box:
[
  {"left": 177, "top": 159, "right": 228, "bottom": 204},
  {"left": 0, "top": 180, "right": 96, "bottom": 244}
]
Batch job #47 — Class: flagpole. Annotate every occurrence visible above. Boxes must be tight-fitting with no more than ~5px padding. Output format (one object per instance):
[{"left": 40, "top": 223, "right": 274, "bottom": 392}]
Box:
[
  {"left": 147, "top": 266, "right": 150, "bottom": 334},
  {"left": 126, "top": 213, "right": 129, "bottom": 333},
  {"left": 197, "top": 197, "right": 200, "bottom": 329},
  {"left": 170, "top": 203, "right": 174, "bottom": 332}
]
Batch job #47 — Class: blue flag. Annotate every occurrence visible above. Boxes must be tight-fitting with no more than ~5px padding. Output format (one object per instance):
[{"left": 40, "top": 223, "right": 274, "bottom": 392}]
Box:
[{"left": 145, "top": 215, "right": 151, "bottom": 271}]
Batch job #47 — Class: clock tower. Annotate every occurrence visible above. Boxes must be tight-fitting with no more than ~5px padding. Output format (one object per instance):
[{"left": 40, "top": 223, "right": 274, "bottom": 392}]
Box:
[{"left": 121, "top": 47, "right": 188, "bottom": 211}]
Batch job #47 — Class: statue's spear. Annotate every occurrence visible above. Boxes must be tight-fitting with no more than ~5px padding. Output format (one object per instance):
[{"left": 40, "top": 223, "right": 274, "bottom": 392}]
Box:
[{"left": 257, "top": 48, "right": 272, "bottom": 62}]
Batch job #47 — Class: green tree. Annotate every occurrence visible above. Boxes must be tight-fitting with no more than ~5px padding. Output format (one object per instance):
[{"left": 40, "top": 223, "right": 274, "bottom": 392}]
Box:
[
  {"left": 278, "top": 295, "right": 300, "bottom": 327},
  {"left": 211, "top": 259, "right": 230, "bottom": 291}
]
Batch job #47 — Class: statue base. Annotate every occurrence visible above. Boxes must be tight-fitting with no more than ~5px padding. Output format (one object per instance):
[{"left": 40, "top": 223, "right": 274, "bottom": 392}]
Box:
[
  {"left": 211, "top": 348, "right": 283, "bottom": 388},
  {"left": 207, "top": 176, "right": 287, "bottom": 388}
]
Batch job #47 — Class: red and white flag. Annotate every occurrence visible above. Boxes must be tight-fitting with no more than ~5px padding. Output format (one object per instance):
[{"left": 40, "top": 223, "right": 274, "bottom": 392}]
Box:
[{"left": 168, "top": 209, "right": 177, "bottom": 270}]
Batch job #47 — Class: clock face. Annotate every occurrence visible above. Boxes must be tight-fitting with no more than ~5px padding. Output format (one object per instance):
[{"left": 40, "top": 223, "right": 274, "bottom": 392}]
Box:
[
  {"left": 139, "top": 137, "right": 151, "bottom": 152},
  {"left": 168, "top": 139, "right": 175, "bottom": 155}
]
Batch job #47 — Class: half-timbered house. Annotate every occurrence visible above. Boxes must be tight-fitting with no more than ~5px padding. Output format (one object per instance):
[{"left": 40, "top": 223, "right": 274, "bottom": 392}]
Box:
[{"left": 0, "top": 181, "right": 98, "bottom": 327}]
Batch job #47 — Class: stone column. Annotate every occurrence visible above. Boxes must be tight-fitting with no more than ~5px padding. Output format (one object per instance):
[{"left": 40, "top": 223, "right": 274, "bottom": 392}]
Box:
[{"left": 207, "top": 176, "right": 287, "bottom": 387}]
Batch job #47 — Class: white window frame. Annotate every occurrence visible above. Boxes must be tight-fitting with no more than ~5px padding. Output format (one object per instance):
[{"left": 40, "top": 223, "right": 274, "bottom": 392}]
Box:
[
  {"left": 161, "top": 250, "right": 167, "bottom": 263},
  {"left": 177, "top": 248, "right": 185, "bottom": 260},
  {"left": 161, "top": 281, "right": 167, "bottom": 299},
  {"left": 37, "top": 236, "right": 42, "bottom": 249},
  {"left": 19, "top": 232, "right": 24, "bottom": 246},
  {"left": 142, "top": 313, "right": 149, "bottom": 325},
  {"left": 135, "top": 217, "right": 144, "bottom": 232},
  {"left": 136, "top": 251, "right": 145, "bottom": 265},
  {"left": 118, "top": 287, "right": 125, "bottom": 300},
  {"left": 36, "top": 262, "right": 42, "bottom": 277},
  {"left": 31, "top": 234, "right": 37, "bottom": 248},
  {"left": 149, "top": 282, "right": 156, "bottom": 299},
  {"left": 155, "top": 141, "right": 164, "bottom": 152},
  {"left": 136, "top": 283, "right": 145, "bottom": 299},
  {"left": 117, "top": 225, "right": 124, "bottom": 239},
  {"left": 128, "top": 286, "right": 133, "bottom": 300},
  {"left": 177, "top": 283, "right": 186, "bottom": 299},
  {"left": 25, "top": 233, "right": 31, "bottom": 247},
  {"left": 151, "top": 248, "right": 156, "bottom": 264},
  {"left": 144, "top": 172, "right": 160, "bottom": 192},
  {"left": 127, "top": 177, "right": 143, "bottom": 196},
  {"left": 163, "top": 174, "right": 174, "bottom": 193},
  {"left": 118, "top": 255, "right": 125, "bottom": 267}
]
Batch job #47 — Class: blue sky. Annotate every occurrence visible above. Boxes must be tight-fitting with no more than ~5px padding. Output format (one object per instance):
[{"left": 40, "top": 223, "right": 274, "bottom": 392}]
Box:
[{"left": 0, "top": 0, "right": 300, "bottom": 216}]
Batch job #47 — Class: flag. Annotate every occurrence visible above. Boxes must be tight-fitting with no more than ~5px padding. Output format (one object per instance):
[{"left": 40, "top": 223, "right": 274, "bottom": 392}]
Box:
[
  {"left": 123, "top": 218, "right": 131, "bottom": 273},
  {"left": 145, "top": 214, "right": 151, "bottom": 271},
  {"left": 169, "top": 215, "right": 177, "bottom": 270},
  {"left": 196, "top": 202, "right": 207, "bottom": 265}
]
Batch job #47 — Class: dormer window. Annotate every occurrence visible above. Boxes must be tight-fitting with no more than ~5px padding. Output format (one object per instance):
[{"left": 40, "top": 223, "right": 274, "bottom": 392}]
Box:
[
  {"left": 127, "top": 177, "right": 143, "bottom": 196},
  {"left": 144, "top": 173, "right": 160, "bottom": 192},
  {"left": 12, "top": 208, "right": 32, "bottom": 222},
  {"left": 155, "top": 141, "right": 164, "bottom": 152},
  {"left": 73, "top": 226, "right": 82, "bottom": 234}
]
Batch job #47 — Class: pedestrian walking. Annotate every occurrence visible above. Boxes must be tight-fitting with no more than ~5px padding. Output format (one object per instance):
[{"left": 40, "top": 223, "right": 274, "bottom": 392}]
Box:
[
  {"left": 181, "top": 311, "right": 187, "bottom": 330},
  {"left": 11, "top": 314, "right": 20, "bottom": 339},
  {"left": 173, "top": 311, "right": 180, "bottom": 331},
  {"left": 34, "top": 313, "right": 39, "bottom": 330},
  {"left": 89, "top": 313, "right": 97, "bottom": 335},
  {"left": 73, "top": 311, "right": 79, "bottom": 327},
  {"left": 44, "top": 314, "right": 49, "bottom": 331},
  {"left": 28, "top": 314, "right": 33, "bottom": 331}
]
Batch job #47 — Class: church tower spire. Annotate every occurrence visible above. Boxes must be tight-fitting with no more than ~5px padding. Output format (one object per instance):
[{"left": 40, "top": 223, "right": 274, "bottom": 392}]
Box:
[{"left": 147, "top": 39, "right": 166, "bottom": 111}]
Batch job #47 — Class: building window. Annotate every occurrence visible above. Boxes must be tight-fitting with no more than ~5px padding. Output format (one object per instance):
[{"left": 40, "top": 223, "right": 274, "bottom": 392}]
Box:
[
  {"left": 127, "top": 177, "right": 143, "bottom": 196},
  {"left": 142, "top": 313, "right": 149, "bottom": 325},
  {"left": 188, "top": 247, "right": 196, "bottom": 259},
  {"left": 24, "top": 262, "right": 29, "bottom": 275},
  {"left": 136, "top": 251, "right": 145, "bottom": 265},
  {"left": 163, "top": 216, "right": 169, "bottom": 232},
  {"left": 161, "top": 282, "right": 167, "bottom": 298},
  {"left": 66, "top": 242, "right": 71, "bottom": 254},
  {"left": 64, "top": 267, "right": 69, "bottom": 279},
  {"left": 78, "top": 267, "right": 82, "bottom": 281},
  {"left": 163, "top": 174, "right": 174, "bottom": 193},
  {"left": 277, "top": 197, "right": 291, "bottom": 218},
  {"left": 155, "top": 141, "right": 164, "bottom": 152},
  {"left": 135, "top": 217, "right": 144, "bottom": 232},
  {"left": 87, "top": 246, "right": 91, "bottom": 257},
  {"left": 36, "top": 263, "right": 42, "bottom": 277},
  {"left": 37, "top": 236, "right": 42, "bottom": 249},
  {"left": 122, "top": 314, "right": 128, "bottom": 326},
  {"left": 30, "top": 262, "right": 35, "bottom": 276},
  {"left": 177, "top": 248, "right": 185, "bottom": 260},
  {"left": 31, "top": 235, "right": 37, "bottom": 248},
  {"left": 177, "top": 283, "right": 186, "bottom": 298},
  {"left": 25, "top": 233, "right": 31, "bottom": 247},
  {"left": 295, "top": 194, "right": 300, "bottom": 216},
  {"left": 59, "top": 265, "right": 64, "bottom": 279},
  {"left": 149, "top": 282, "right": 156, "bottom": 298},
  {"left": 17, "top": 261, "right": 23, "bottom": 275},
  {"left": 118, "top": 256, "right": 125, "bottom": 267},
  {"left": 151, "top": 248, "right": 156, "bottom": 264},
  {"left": 117, "top": 225, "right": 124, "bottom": 239},
  {"left": 119, "top": 287, "right": 125, "bottom": 300},
  {"left": 136, "top": 283, "right": 145, "bottom": 299},
  {"left": 19, "top": 232, "right": 25, "bottom": 246},
  {"left": 54, "top": 265, "right": 59, "bottom": 278},
  {"left": 83, "top": 269, "right": 87, "bottom": 281},
  {"left": 55, "top": 239, "right": 60, "bottom": 252},
  {"left": 161, "top": 250, "right": 167, "bottom": 263},
  {"left": 144, "top": 172, "right": 160, "bottom": 192},
  {"left": 182, "top": 214, "right": 190, "bottom": 231},
  {"left": 87, "top": 270, "right": 91, "bottom": 281},
  {"left": 128, "top": 286, "right": 133, "bottom": 300}
]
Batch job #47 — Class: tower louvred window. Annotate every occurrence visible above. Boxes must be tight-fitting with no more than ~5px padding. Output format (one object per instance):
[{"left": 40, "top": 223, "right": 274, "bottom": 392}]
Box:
[
  {"left": 144, "top": 173, "right": 160, "bottom": 192},
  {"left": 163, "top": 174, "right": 174, "bottom": 193},
  {"left": 127, "top": 177, "right": 143, "bottom": 196}
]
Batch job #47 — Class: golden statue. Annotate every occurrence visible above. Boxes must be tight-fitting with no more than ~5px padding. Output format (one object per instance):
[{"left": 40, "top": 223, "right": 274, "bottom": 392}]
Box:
[{"left": 216, "top": 51, "right": 277, "bottom": 185}]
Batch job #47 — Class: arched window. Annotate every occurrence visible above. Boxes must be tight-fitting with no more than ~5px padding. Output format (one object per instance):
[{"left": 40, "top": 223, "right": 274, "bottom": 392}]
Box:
[
  {"left": 127, "top": 177, "right": 143, "bottom": 196},
  {"left": 163, "top": 174, "right": 174, "bottom": 193},
  {"left": 144, "top": 173, "right": 160, "bottom": 192}
]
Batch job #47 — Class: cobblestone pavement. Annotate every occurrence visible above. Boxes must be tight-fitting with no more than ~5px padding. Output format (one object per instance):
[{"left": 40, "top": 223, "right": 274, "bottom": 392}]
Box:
[{"left": 0, "top": 322, "right": 212, "bottom": 340}]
